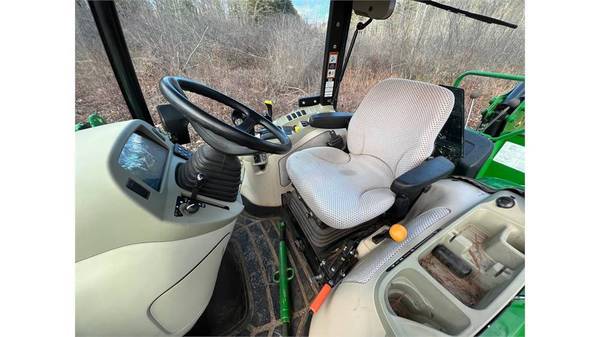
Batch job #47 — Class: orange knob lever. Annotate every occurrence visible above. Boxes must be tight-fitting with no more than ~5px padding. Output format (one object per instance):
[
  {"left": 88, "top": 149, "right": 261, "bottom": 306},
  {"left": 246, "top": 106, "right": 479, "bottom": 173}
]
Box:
[
  {"left": 309, "top": 283, "right": 332, "bottom": 314},
  {"left": 389, "top": 224, "right": 408, "bottom": 243}
]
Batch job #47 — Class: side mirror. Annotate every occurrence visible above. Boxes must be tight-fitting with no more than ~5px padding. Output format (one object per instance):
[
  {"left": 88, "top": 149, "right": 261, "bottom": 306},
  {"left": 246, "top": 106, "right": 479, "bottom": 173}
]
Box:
[{"left": 353, "top": 0, "right": 396, "bottom": 20}]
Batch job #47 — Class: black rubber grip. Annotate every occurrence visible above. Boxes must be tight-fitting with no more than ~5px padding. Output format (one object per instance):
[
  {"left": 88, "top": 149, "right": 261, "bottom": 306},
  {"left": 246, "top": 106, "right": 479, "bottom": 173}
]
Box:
[
  {"left": 176, "top": 144, "right": 241, "bottom": 202},
  {"left": 432, "top": 245, "right": 472, "bottom": 278}
]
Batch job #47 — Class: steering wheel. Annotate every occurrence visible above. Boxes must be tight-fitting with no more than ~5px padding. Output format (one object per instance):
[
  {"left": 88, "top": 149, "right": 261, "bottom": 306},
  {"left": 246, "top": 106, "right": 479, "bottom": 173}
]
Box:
[{"left": 159, "top": 76, "right": 291, "bottom": 155}]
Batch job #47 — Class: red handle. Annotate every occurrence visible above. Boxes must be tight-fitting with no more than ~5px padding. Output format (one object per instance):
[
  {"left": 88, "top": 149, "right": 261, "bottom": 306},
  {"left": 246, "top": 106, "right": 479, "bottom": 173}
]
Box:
[{"left": 309, "top": 284, "right": 332, "bottom": 314}]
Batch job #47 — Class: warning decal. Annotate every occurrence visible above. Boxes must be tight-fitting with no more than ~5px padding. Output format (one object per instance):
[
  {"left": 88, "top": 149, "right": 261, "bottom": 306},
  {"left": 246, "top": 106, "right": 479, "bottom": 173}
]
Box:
[
  {"left": 328, "top": 53, "right": 338, "bottom": 64},
  {"left": 324, "top": 51, "right": 338, "bottom": 98},
  {"left": 327, "top": 52, "right": 338, "bottom": 79},
  {"left": 493, "top": 142, "right": 525, "bottom": 173},
  {"left": 324, "top": 80, "right": 334, "bottom": 97}
]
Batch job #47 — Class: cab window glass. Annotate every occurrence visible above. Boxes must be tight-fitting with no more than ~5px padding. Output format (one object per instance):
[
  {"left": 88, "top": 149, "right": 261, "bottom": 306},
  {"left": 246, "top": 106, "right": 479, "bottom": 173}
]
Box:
[
  {"left": 76, "top": 0, "right": 130, "bottom": 124},
  {"left": 117, "top": 0, "right": 329, "bottom": 128},
  {"left": 339, "top": 0, "right": 524, "bottom": 127}
]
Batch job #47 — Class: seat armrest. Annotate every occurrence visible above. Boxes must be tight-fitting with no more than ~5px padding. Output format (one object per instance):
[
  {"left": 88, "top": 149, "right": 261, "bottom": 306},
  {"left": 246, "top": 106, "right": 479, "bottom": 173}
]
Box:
[
  {"left": 308, "top": 112, "right": 353, "bottom": 129},
  {"left": 391, "top": 157, "right": 455, "bottom": 195}
]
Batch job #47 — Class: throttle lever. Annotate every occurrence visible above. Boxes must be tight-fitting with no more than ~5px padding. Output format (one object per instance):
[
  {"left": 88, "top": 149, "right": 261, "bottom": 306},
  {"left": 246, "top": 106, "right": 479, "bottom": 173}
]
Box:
[
  {"left": 181, "top": 173, "right": 206, "bottom": 215},
  {"left": 263, "top": 100, "right": 273, "bottom": 121}
]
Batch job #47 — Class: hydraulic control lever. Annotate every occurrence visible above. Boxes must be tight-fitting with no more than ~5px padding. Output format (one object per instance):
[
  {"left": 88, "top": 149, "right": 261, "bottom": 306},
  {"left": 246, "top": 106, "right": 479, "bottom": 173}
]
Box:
[
  {"left": 371, "top": 223, "right": 409, "bottom": 244},
  {"left": 310, "top": 239, "right": 359, "bottom": 314},
  {"left": 480, "top": 98, "right": 521, "bottom": 132},
  {"left": 466, "top": 90, "right": 482, "bottom": 126}
]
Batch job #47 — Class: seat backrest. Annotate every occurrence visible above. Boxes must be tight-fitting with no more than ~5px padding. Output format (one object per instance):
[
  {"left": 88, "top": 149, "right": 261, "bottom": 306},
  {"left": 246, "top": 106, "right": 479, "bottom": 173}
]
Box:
[{"left": 347, "top": 78, "right": 455, "bottom": 177}]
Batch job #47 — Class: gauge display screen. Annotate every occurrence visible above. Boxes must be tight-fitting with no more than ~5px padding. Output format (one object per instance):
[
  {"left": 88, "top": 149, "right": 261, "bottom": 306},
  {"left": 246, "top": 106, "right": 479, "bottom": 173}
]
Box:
[{"left": 118, "top": 132, "right": 168, "bottom": 191}]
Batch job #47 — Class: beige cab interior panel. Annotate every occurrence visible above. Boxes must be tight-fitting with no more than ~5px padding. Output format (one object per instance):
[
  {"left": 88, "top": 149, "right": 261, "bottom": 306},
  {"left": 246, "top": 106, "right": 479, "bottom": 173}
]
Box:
[
  {"left": 378, "top": 191, "right": 524, "bottom": 337},
  {"left": 76, "top": 222, "right": 234, "bottom": 336},
  {"left": 310, "top": 183, "right": 524, "bottom": 337},
  {"left": 309, "top": 179, "right": 491, "bottom": 337},
  {"left": 150, "top": 234, "right": 230, "bottom": 334},
  {"left": 419, "top": 208, "right": 524, "bottom": 309},
  {"left": 308, "top": 282, "right": 388, "bottom": 337},
  {"left": 387, "top": 268, "right": 471, "bottom": 336},
  {"left": 76, "top": 120, "right": 242, "bottom": 336}
]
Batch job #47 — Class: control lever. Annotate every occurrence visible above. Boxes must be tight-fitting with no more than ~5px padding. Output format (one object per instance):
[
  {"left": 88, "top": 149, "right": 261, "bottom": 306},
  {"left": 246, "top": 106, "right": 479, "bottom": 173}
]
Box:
[
  {"left": 371, "top": 223, "right": 409, "bottom": 244},
  {"left": 310, "top": 239, "right": 359, "bottom": 314},
  {"left": 180, "top": 173, "right": 206, "bottom": 215},
  {"left": 304, "top": 228, "right": 404, "bottom": 334},
  {"left": 466, "top": 90, "right": 482, "bottom": 127},
  {"left": 263, "top": 100, "right": 273, "bottom": 121}
]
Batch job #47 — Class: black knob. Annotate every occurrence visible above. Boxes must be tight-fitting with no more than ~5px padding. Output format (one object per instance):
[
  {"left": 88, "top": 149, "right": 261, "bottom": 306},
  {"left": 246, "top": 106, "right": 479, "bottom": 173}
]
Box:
[{"left": 496, "top": 196, "right": 515, "bottom": 209}]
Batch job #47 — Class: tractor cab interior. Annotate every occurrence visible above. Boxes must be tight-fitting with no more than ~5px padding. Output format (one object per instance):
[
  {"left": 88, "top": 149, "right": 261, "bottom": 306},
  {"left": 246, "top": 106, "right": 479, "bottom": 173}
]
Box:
[{"left": 75, "top": 1, "right": 525, "bottom": 336}]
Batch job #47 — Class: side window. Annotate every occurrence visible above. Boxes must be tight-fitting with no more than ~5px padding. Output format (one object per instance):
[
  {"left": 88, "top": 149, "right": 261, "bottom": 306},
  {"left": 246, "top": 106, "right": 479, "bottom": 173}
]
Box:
[
  {"left": 75, "top": 0, "right": 129, "bottom": 124},
  {"left": 337, "top": 0, "right": 525, "bottom": 127}
]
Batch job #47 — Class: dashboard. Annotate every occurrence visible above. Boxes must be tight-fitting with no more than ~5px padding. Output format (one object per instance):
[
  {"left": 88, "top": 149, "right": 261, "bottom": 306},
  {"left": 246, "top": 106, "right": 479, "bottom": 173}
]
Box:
[
  {"left": 75, "top": 119, "right": 244, "bottom": 261},
  {"left": 75, "top": 120, "right": 244, "bottom": 337}
]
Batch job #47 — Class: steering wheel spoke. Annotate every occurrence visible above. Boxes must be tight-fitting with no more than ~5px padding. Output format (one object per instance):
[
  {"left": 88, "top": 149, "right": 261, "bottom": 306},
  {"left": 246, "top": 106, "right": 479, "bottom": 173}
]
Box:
[
  {"left": 234, "top": 114, "right": 258, "bottom": 134},
  {"left": 160, "top": 76, "right": 291, "bottom": 154}
]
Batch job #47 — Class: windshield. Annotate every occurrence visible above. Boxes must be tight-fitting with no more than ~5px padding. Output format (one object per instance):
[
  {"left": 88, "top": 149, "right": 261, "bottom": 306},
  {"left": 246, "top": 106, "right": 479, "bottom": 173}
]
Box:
[
  {"left": 76, "top": 0, "right": 329, "bottom": 129},
  {"left": 76, "top": 0, "right": 130, "bottom": 124}
]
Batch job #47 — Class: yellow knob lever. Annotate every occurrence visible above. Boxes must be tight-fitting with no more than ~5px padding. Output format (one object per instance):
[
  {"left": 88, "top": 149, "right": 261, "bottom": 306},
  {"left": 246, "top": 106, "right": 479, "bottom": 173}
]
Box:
[
  {"left": 263, "top": 100, "right": 273, "bottom": 121},
  {"left": 389, "top": 224, "right": 408, "bottom": 243}
]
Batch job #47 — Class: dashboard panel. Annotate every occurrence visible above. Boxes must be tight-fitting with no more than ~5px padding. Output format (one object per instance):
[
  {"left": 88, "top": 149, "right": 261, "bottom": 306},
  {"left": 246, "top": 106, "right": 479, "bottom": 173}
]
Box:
[
  {"left": 76, "top": 120, "right": 244, "bottom": 337},
  {"left": 76, "top": 119, "right": 244, "bottom": 261}
]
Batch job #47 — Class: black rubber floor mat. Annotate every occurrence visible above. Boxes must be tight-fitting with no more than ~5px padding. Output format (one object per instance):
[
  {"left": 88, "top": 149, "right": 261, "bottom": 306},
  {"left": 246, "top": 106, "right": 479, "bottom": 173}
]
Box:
[{"left": 187, "top": 212, "right": 319, "bottom": 337}]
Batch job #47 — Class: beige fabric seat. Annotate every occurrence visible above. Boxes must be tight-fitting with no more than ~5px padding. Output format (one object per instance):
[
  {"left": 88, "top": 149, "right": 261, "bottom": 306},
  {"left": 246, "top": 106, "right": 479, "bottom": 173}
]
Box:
[{"left": 286, "top": 79, "right": 454, "bottom": 229}]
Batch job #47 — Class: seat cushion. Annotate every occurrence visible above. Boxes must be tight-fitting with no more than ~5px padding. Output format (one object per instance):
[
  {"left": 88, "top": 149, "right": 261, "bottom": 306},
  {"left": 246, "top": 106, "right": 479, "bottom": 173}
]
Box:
[{"left": 286, "top": 147, "right": 396, "bottom": 229}]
